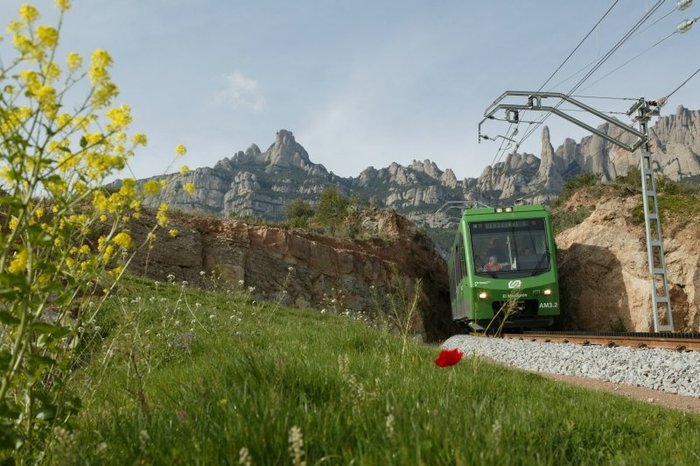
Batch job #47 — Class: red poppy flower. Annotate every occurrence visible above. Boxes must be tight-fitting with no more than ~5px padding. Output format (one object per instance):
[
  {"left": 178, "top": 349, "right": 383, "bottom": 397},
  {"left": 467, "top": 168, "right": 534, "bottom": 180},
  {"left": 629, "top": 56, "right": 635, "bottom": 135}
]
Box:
[{"left": 434, "top": 348, "right": 464, "bottom": 367}]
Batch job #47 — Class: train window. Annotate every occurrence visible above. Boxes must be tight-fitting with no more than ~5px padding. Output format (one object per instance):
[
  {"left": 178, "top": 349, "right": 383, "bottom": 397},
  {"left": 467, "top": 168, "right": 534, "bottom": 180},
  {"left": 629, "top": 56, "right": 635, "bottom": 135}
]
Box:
[{"left": 469, "top": 219, "right": 550, "bottom": 277}]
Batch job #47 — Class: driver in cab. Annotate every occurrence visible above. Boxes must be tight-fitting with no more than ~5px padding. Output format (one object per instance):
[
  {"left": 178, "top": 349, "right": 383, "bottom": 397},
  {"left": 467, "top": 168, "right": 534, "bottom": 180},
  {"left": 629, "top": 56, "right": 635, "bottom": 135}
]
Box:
[{"left": 484, "top": 255, "right": 501, "bottom": 272}]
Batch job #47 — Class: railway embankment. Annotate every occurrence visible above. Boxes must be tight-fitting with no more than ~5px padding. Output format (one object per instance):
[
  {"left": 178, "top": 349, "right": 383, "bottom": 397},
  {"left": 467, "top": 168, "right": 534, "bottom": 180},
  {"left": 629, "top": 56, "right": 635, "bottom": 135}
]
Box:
[{"left": 554, "top": 186, "right": 699, "bottom": 332}]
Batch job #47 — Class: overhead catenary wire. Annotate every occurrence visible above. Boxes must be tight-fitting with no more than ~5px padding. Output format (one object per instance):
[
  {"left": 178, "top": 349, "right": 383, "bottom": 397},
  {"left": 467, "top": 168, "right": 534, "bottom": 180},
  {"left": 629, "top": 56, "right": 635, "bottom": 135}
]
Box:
[
  {"left": 536, "top": 0, "right": 620, "bottom": 93},
  {"left": 578, "top": 29, "right": 678, "bottom": 93},
  {"left": 515, "top": 0, "right": 668, "bottom": 150},
  {"left": 494, "top": 0, "right": 619, "bottom": 164},
  {"left": 488, "top": 1, "right": 622, "bottom": 167},
  {"left": 571, "top": 94, "right": 639, "bottom": 101},
  {"left": 664, "top": 64, "right": 700, "bottom": 99},
  {"left": 547, "top": 9, "right": 680, "bottom": 92}
]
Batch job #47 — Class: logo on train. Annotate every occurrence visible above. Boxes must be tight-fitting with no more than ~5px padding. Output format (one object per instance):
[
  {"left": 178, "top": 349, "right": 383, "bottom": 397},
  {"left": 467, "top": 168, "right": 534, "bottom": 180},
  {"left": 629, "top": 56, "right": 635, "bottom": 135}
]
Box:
[{"left": 507, "top": 280, "right": 522, "bottom": 289}]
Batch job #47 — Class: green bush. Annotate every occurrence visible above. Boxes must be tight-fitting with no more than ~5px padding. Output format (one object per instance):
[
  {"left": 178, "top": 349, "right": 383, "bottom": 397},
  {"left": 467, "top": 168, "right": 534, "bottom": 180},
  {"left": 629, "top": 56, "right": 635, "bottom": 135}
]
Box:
[
  {"left": 314, "top": 186, "right": 350, "bottom": 232},
  {"left": 285, "top": 198, "right": 315, "bottom": 228}
]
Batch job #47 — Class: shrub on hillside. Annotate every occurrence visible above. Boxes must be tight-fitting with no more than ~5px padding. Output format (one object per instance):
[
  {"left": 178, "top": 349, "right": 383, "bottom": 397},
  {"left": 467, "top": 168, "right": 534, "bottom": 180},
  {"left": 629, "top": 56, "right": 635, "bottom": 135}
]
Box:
[
  {"left": 314, "top": 186, "right": 350, "bottom": 232},
  {"left": 551, "top": 173, "right": 599, "bottom": 207},
  {"left": 286, "top": 198, "right": 315, "bottom": 228}
]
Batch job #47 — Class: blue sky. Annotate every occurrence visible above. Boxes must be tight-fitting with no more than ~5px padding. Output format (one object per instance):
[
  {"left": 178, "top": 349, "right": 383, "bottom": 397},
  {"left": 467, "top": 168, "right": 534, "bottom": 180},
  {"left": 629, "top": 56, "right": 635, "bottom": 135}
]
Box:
[{"left": 2, "top": 1, "right": 699, "bottom": 180}]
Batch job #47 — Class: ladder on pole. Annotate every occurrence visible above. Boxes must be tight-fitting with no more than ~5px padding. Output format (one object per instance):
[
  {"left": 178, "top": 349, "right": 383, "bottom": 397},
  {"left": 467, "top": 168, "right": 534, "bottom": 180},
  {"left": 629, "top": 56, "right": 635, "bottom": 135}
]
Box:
[{"left": 637, "top": 103, "right": 674, "bottom": 332}]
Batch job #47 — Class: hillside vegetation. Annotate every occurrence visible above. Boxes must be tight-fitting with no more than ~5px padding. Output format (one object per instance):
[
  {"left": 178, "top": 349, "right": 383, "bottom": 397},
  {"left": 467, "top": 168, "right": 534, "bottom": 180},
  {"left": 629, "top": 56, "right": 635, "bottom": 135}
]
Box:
[
  {"left": 550, "top": 169, "right": 700, "bottom": 235},
  {"left": 41, "top": 276, "right": 700, "bottom": 464}
]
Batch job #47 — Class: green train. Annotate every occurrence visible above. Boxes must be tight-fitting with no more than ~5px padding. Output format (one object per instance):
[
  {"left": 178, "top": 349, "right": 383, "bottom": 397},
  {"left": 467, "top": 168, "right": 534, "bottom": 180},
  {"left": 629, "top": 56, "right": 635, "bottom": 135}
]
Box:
[{"left": 448, "top": 204, "right": 559, "bottom": 331}]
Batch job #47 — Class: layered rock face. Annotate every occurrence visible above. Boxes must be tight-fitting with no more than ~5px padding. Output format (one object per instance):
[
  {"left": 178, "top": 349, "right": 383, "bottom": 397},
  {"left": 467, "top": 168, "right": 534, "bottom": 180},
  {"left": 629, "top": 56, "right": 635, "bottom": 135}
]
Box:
[
  {"left": 555, "top": 190, "right": 699, "bottom": 332},
  {"left": 127, "top": 209, "right": 455, "bottom": 341}
]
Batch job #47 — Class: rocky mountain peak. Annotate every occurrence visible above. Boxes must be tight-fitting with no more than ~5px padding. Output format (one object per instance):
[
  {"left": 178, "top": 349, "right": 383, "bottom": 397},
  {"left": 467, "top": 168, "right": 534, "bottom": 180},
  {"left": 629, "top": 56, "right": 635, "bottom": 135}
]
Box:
[
  {"left": 142, "top": 107, "right": 700, "bottom": 228},
  {"left": 535, "top": 125, "right": 564, "bottom": 192},
  {"left": 409, "top": 159, "right": 442, "bottom": 179},
  {"left": 262, "top": 129, "right": 315, "bottom": 173}
]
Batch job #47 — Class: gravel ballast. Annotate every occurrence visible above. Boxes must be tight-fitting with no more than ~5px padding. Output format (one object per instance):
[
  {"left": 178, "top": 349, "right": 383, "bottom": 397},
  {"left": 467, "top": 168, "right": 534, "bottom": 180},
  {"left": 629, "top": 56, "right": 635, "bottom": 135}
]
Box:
[{"left": 442, "top": 335, "right": 700, "bottom": 398}]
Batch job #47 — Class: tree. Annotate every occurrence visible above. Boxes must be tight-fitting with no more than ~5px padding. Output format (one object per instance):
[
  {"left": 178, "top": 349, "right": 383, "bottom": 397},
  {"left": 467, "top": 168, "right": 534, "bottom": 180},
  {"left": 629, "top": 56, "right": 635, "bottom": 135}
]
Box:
[
  {"left": 315, "top": 186, "right": 349, "bottom": 230},
  {"left": 285, "top": 198, "right": 314, "bottom": 228}
]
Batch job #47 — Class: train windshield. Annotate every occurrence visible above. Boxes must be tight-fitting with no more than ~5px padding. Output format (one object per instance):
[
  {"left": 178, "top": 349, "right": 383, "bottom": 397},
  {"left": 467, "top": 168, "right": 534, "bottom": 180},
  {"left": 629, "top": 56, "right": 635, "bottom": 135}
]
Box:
[{"left": 469, "top": 218, "right": 550, "bottom": 277}]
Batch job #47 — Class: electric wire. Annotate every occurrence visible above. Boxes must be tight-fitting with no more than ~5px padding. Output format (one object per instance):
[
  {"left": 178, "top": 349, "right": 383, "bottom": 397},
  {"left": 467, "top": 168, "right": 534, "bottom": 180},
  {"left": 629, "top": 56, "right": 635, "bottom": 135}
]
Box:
[
  {"left": 490, "top": 0, "right": 621, "bottom": 165},
  {"left": 664, "top": 64, "right": 700, "bottom": 99},
  {"left": 536, "top": 0, "right": 620, "bottom": 92},
  {"left": 515, "top": 0, "right": 667, "bottom": 150},
  {"left": 571, "top": 94, "right": 638, "bottom": 101},
  {"left": 578, "top": 29, "right": 677, "bottom": 93},
  {"left": 490, "top": 122, "right": 514, "bottom": 167},
  {"left": 547, "top": 7, "right": 679, "bottom": 91}
]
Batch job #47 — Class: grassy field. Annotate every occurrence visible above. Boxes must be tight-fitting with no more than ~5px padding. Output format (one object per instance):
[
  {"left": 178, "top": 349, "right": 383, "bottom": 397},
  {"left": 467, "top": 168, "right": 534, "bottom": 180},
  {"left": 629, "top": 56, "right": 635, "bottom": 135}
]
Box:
[{"left": 47, "top": 275, "right": 700, "bottom": 465}]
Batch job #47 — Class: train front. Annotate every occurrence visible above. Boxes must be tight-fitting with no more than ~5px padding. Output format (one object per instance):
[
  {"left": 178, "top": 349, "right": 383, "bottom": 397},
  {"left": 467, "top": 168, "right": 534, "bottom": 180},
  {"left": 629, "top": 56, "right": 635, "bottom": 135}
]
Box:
[{"left": 465, "top": 211, "right": 560, "bottom": 331}]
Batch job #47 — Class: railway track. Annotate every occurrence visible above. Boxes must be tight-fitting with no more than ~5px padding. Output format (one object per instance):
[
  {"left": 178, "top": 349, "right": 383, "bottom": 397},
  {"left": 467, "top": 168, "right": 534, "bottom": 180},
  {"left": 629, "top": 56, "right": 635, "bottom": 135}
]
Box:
[{"left": 502, "top": 331, "right": 700, "bottom": 352}]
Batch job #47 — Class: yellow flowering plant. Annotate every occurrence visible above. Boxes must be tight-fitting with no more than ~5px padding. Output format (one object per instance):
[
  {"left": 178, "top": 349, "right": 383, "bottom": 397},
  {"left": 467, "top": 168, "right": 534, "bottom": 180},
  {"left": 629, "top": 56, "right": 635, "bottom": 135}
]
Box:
[{"left": 0, "top": 2, "right": 192, "bottom": 459}]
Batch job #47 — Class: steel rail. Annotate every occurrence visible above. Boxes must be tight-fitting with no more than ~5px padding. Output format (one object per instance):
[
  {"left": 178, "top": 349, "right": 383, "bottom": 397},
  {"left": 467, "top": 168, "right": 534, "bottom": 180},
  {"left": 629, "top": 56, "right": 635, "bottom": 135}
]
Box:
[{"left": 502, "top": 332, "right": 700, "bottom": 352}]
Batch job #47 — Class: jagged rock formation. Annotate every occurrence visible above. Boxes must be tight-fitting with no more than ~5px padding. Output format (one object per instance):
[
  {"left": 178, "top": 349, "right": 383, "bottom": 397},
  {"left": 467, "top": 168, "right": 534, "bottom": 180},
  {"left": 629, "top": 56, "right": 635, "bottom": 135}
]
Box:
[
  {"left": 146, "top": 130, "right": 351, "bottom": 219},
  {"left": 555, "top": 188, "right": 699, "bottom": 332},
  {"left": 140, "top": 106, "right": 700, "bottom": 232},
  {"left": 127, "top": 209, "right": 455, "bottom": 341}
]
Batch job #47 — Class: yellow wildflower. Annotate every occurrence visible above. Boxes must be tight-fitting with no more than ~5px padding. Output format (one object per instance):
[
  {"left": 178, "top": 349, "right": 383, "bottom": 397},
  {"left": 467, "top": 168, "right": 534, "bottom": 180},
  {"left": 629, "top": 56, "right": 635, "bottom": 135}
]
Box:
[
  {"left": 54, "top": 0, "right": 71, "bottom": 11},
  {"left": 119, "top": 178, "right": 136, "bottom": 197},
  {"left": 43, "top": 62, "right": 61, "bottom": 81},
  {"left": 156, "top": 203, "right": 169, "bottom": 227},
  {"left": 101, "top": 244, "right": 114, "bottom": 264},
  {"left": 168, "top": 229, "right": 179, "bottom": 237},
  {"left": 175, "top": 144, "right": 187, "bottom": 157},
  {"left": 7, "top": 20, "right": 22, "bottom": 33},
  {"left": 36, "top": 25, "right": 58, "bottom": 48},
  {"left": 58, "top": 153, "right": 79, "bottom": 173},
  {"left": 179, "top": 165, "right": 190, "bottom": 175},
  {"left": 88, "top": 49, "right": 113, "bottom": 86},
  {"left": 19, "top": 5, "right": 39, "bottom": 22},
  {"left": 143, "top": 180, "right": 160, "bottom": 196},
  {"left": 8, "top": 249, "right": 28, "bottom": 274},
  {"left": 183, "top": 182, "right": 195, "bottom": 194},
  {"left": 132, "top": 133, "right": 147, "bottom": 146},
  {"left": 12, "top": 33, "right": 36, "bottom": 57},
  {"left": 55, "top": 113, "right": 72, "bottom": 128},
  {"left": 112, "top": 231, "right": 132, "bottom": 249},
  {"left": 106, "top": 104, "right": 132, "bottom": 131},
  {"left": 66, "top": 51, "right": 82, "bottom": 71}
]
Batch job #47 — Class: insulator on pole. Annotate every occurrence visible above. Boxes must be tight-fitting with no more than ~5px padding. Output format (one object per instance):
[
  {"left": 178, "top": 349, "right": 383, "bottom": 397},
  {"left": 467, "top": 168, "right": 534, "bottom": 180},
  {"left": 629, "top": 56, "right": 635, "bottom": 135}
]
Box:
[
  {"left": 677, "top": 0, "right": 693, "bottom": 11},
  {"left": 677, "top": 18, "right": 695, "bottom": 33}
]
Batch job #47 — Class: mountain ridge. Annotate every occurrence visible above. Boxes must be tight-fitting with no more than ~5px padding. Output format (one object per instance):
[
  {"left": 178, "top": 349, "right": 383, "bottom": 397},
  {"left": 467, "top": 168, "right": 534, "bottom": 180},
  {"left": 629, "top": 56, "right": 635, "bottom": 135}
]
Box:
[{"left": 142, "top": 106, "right": 700, "bottom": 228}]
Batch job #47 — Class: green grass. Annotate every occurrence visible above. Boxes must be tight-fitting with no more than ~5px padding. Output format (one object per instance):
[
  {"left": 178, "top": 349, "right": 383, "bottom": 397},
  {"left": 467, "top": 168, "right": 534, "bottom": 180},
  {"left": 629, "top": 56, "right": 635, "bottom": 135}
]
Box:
[{"left": 46, "top": 275, "right": 700, "bottom": 465}]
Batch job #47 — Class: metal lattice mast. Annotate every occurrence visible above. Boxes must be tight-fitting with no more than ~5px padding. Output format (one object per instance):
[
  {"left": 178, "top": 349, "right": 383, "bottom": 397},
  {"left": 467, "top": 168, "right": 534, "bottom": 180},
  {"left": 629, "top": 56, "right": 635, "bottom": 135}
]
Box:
[
  {"left": 634, "top": 99, "right": 674, "bottom": 332},
  {"left": 479, "top": 91, "right": 674, "bottom": 332}
]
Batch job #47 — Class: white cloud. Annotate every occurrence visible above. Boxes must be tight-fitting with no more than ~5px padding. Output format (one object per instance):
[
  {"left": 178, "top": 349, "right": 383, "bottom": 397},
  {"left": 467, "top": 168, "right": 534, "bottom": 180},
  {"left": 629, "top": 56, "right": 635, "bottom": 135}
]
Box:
[{"left": 216, "top": 70, "right": 265, "bottom": 111}]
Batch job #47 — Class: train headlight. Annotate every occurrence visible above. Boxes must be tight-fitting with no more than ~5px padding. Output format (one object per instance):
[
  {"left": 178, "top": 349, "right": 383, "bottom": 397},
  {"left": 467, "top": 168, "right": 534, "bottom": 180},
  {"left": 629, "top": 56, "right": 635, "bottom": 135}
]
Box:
[
  {"left": 543, "top": 288, "right": 552, "bottom": 295},
  {"left": 478, "top": 291, "right": 488, "bottom": 299}
]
